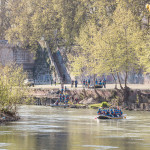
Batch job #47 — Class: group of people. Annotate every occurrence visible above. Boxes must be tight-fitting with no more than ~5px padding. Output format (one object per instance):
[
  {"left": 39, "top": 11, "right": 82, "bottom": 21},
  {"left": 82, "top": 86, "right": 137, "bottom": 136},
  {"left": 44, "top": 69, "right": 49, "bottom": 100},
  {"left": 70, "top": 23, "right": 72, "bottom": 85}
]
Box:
[
  {"left": 55, "top": 88, "right": 70, "bottom": 105},
  {"left": 97, "top": 108, "right": 123, "bottom": 117},
  {"left": 95, "top": 78, "right": 106, "bottom": 88},
  {"left": 82, "top": 79, "right": 91, "bottom": 88},
  {"left": 71, "top": 80, "right": 78, "bottom": 88},
  {"left": 82, "top": 78, "right": 107, "bottom": 88}
]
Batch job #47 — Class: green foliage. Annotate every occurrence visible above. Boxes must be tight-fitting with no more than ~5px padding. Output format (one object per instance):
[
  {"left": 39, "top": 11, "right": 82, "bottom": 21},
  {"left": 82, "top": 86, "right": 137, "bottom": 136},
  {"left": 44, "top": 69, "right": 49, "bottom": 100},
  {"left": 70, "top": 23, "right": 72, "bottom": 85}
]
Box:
[
  {"left": 0, "top": 0, "right": 11, "bottom": 39},
  {"left": 25, "top": 97, "right": 36, "bottom": 105},
  {"left": 79, "top": 93, "right": 85, "bottom": 100},
  {"left": 136, "top": 94, "right": 139, "bottom": 104},
  {"left": 0, "top": 64, "right": 27, "bottom": 113},
  {"left": 1, "top": 0, "right": 150, "bottom": 84},
  {"left": 89, "top": 102, "right": 109, "bottom": 109},
  {"left": 88, "top": 103, "right": 102, "bottom": 109},
  {"left": 70, "top": 0, "right": 150, "bottom": 88},
  {"left": 101, "top": 102, "right": 109, "bottom": 108}
]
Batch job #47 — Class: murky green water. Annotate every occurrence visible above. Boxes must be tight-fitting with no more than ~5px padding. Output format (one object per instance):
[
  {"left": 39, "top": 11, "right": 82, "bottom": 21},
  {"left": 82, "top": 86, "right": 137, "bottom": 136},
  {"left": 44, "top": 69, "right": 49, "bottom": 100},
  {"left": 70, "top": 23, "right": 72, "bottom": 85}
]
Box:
[{"left": 0, "top": 106, "right": 150, "bottom": 150}]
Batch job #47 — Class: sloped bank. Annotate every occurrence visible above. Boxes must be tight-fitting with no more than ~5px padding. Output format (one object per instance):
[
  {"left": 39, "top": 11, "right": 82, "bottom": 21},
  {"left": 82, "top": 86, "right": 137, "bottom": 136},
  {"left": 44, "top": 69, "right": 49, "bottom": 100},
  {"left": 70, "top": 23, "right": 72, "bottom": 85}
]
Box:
[
  {"left": 0, "top": 111, "right": 20, "bottom": 124},
  {"left": 28, "top": 88, "right": 150, "bottom": 111},
  {"left": 67, "top": 88, "right": 150, "bottom": 110}
]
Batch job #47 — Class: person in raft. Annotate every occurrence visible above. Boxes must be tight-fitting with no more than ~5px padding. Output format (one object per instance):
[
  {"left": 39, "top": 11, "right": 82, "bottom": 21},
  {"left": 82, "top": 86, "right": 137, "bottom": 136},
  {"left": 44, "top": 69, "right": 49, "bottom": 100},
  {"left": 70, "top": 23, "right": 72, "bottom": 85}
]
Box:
[{"left": 97, "top": 108, "right": 123, "bottom": 117}]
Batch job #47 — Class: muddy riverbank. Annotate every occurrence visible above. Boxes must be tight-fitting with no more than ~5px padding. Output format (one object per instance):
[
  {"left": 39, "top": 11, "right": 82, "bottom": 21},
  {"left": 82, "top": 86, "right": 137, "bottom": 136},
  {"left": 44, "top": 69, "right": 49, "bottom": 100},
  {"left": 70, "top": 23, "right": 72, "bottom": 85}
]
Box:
[
  {"left": 26, "top": 87, "right": 150, "bottom": 111},
  {"left": 0, "top": 112, "right": 20, "bottom": 124}
]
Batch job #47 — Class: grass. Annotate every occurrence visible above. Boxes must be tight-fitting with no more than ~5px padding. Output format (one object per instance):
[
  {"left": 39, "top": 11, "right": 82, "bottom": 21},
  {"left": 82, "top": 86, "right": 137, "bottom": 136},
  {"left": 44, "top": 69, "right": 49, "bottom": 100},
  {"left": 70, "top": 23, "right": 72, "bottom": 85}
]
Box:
[
  {"left": 88, "top": 103, "right": 102, "bottom": 109},
  {"left": 89, "top": 102, "right": 110, "bottom": 109}
]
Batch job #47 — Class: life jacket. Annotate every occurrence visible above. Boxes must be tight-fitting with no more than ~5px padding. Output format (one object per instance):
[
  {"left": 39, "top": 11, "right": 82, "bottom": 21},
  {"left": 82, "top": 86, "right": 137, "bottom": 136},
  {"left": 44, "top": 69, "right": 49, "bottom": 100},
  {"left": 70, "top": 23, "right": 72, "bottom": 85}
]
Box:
[{"left": 114, "top": 111, "right": 116, "bottom": 115}]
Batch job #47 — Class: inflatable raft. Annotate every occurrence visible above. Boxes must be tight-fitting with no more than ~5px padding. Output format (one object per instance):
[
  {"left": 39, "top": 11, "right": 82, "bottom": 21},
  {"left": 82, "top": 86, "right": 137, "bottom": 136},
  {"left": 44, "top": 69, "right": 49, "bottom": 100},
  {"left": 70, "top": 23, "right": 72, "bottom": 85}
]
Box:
[{"left": 97, "top": 114, "right": 126, "bottom": 119}]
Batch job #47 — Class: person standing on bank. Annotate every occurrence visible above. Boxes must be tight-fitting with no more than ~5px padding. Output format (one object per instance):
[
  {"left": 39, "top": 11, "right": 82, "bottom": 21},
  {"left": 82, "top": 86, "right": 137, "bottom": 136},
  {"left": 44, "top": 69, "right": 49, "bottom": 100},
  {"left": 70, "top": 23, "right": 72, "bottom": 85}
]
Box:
[
  {"left": 88, "top": 78, "right": 90, "bottom": 88},
  {"left": 51, "top": 78, "right": 53, "bottom": 86},
  {"left": 103, "top": 78, "right": 106, "bottom": 88},
  {"left": 71, "top": 80, "right": 74, "bottom": 88},
  {"left": 75, "top": 79, "right": 78, "bottom": 88},
  {"left": 95, "top": 79, "right": 98, "bottom": 85},
  {"left": 83, "top": 79, "right": 85, "bottom": 88}
]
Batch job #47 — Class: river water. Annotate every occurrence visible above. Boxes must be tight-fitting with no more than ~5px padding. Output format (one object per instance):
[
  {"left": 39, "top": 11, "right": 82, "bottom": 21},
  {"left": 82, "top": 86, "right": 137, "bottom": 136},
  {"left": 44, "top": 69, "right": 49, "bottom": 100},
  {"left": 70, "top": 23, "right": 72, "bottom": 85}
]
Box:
[{"left": 0, "top": 105, "right": 150, "bottom": 150}]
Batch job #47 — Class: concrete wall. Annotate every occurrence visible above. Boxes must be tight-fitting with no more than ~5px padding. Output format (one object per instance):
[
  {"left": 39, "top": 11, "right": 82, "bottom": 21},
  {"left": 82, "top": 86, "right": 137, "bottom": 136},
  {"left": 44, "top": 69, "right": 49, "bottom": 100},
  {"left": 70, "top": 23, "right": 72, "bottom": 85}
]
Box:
[
  {"left": 13, "top": 49, "right": 34, "bottom": 64},
  {"left": 0, "top": 40, "right": 14, "bottom": 65},
  {"left": 0, "top": 40, "right": 34, "bottom": 65}
]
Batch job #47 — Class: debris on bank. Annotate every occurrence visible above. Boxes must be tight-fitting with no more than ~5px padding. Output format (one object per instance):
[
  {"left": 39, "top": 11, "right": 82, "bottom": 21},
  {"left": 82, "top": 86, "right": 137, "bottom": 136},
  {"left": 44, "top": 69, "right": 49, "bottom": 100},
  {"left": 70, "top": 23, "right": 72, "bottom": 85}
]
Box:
[
  {"left": 27, "top": 88, "right": 150, "bottom": 111},
  {"left": 0, "top": 112, "right": 20, "bottom": 124}
]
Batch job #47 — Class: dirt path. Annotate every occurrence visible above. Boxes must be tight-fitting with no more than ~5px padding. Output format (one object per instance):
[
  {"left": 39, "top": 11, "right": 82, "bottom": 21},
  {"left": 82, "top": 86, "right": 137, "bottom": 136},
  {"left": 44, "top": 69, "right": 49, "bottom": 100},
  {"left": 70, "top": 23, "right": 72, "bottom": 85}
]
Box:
[{"left": 29, "top": 84, "right": 150, "bottom": 90}]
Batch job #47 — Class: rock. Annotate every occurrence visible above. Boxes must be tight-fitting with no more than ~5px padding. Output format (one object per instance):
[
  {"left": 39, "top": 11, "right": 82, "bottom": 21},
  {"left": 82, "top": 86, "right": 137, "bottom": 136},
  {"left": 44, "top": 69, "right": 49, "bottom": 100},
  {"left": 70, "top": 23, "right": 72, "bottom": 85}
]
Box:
[
  {"left": 79, "top": 99, "right": 86, "bottom": 104},
  {"left": 139, "top": 103, "right": 150, "bottom": 111},
  {"left": 69, "top": 105, "right": 86, "bottom": 109},
  {"left": 140, "top": 103, "right": 144, "bottom": 110},
  {"left": 140, "top": 103, "right": 147, "bottom": 110},
  {"left": 134, "top": 103, "right": 140, "bottom": 111},
  {"left": 145, "top": 103, "right": 150, "bottom": 111},
  {"left": 70, "top": 105, "right": 78, "bottom": 108},
  {"left": 79, "top": 97, "right": 96, "bottom": 105},
  {"left": 131, "top": 103, "right": 136, "bottom": 110},
  {"left": 0, "top": 112, "right": 20, "bottom": 124}
]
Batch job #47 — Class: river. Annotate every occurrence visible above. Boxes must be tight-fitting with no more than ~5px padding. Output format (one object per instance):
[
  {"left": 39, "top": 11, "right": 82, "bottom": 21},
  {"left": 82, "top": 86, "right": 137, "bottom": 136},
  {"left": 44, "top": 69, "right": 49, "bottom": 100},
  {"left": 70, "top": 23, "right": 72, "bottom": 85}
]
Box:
[{"left": 0, "top": 105, "right": 150, "bottom": 150}]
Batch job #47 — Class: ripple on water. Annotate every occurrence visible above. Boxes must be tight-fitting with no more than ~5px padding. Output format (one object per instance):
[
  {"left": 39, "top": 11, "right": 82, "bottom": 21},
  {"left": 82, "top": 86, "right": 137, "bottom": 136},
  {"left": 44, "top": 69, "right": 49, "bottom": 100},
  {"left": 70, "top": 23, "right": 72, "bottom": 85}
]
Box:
[
  {"left": 0, "top": 143, "right": 10, "bottom": 150},
  {"left": 0, "top": 131, "right": 11, "bottom": 135},
  {"left": 96, "top": 135, "right": 130, "bottom": 138},
  {"left": 80, "top": 145, "right": 119, "bottom": 150},
  {"left": 103, "top": 127, "right": 125, "bottom": 131},
  {"left": 11, "top": 124, "right": 64, "bottom": 133}
]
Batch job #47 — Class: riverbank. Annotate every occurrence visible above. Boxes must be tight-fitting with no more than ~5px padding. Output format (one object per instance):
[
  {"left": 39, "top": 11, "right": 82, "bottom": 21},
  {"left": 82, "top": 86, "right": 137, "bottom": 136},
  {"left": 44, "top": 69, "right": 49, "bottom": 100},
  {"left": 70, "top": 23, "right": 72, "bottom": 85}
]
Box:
[
  {"left": 29, "top": 84, "right": 150, "bottom": 90},
  {"left": 26, "top": 86, "right": 150, "bottom": 111},
  {"left": 0, "top": 111, "right": 20, "bottom": 124}
]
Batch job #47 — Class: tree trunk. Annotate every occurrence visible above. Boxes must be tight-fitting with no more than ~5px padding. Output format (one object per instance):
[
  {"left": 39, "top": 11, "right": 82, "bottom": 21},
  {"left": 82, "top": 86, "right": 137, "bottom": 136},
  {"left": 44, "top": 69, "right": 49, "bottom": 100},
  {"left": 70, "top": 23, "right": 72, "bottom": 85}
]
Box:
[
  {"left": 125, "top": 71, "right": 128, "bottom": 89},
  {"left": 94, "top": 74, "right": 96, "bottom": 90},
  {"left": 117, "top": 72, "right": 123, "bottom": 90},
  {"left": 111, "top": 73, "right": 117, "bottom": 89}
]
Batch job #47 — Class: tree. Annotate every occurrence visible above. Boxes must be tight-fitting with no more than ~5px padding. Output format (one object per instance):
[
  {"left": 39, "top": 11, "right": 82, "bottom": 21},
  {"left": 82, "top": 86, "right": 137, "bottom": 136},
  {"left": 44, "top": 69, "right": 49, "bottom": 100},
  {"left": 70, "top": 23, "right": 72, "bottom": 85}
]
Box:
[
  {"left": 100, "top": 1, "right": 144, "bottom": 89},
  {"left": 70, "top": 0, "right": 146, "bottom": 90},
  {"left": 0, "top": 0, "right": 11, "bottom": 39},
  {"left": 0, "top": 64, "right": 27, "bottom": 114},
  {"left": 137, "top": 33, "right": 150, "bottom": 73},
  {"left": 3, "top": 0, "right": 150, "bottom": 86}
]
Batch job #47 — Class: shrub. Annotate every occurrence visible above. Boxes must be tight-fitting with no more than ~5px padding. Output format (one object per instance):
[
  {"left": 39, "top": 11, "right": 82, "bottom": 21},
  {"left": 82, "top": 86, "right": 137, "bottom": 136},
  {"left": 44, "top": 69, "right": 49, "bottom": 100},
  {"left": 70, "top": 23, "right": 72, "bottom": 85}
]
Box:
[
  {"left": 88, "top": 103, "right": 101, "bottom": 109},
  {"left": 0, "top": 64, "right": 27, "bottom": 114},
  {"left": 101, "top": 102, "right": 109, "bottom": 108}
]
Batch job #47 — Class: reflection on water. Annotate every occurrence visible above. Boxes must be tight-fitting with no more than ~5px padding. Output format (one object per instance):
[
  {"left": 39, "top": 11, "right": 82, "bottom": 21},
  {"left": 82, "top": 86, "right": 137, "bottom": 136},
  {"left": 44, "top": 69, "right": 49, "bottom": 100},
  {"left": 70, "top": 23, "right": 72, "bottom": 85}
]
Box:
[{"left": 0, "top": 105, "right": 150, "bottom": 150}]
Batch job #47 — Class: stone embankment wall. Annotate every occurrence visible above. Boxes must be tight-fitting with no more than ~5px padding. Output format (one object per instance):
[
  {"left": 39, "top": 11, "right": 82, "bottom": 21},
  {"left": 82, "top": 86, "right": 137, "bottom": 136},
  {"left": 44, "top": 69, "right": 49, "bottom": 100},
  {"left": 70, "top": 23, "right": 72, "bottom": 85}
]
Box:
[
  {"left": 26, "top": 88, "right": 59, "bottom": 105},
  {"left": 27, "top": 88, "right": 150, "bottom": 111}
]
